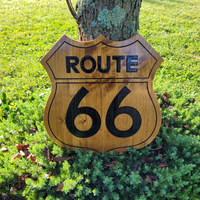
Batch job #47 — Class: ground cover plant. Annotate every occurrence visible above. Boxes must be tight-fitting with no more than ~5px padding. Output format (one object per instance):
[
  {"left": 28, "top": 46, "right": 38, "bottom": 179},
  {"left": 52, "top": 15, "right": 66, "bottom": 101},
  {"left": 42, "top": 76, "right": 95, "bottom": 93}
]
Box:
[{"left": 0, "top": 0, "right": 200, "bottom": 199}]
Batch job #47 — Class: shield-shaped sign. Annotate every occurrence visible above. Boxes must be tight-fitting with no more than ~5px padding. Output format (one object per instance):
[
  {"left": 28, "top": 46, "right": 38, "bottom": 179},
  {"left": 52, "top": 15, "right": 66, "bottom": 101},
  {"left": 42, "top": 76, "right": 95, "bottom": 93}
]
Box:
[{"left": 40, "top": 34, "right": 164, "bottom": 153}]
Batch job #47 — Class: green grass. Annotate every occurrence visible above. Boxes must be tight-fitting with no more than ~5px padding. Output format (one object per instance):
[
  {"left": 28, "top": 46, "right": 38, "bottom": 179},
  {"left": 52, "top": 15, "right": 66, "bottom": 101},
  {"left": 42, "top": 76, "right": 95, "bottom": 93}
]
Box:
[
  {"left": 0, "top": 0, "right": 200, "bottom": 199},
  {"left": 0, "top": 0, "right": 78, "bottom": 101},
  {"left": 139, "top": 0, "right": 200, "bottom": 100}
]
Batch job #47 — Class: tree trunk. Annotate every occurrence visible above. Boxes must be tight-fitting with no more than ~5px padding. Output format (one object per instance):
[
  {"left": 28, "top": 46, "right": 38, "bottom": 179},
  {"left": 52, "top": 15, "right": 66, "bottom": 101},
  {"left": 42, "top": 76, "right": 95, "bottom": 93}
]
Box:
[{"left": 74, "top": 0, "right": 142, "bottom": 41}]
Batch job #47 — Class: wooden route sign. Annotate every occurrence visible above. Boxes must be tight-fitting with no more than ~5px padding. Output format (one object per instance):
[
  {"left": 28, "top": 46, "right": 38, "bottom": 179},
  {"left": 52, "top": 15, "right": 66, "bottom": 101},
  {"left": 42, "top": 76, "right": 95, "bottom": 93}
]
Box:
[{"left": 40, "top": 34, "right": 164, "bottom": 153}]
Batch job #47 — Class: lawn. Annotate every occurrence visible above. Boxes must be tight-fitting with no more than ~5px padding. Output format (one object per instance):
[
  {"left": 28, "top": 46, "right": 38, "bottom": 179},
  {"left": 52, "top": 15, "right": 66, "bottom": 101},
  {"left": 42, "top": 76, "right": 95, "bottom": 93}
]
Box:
[{"left": 0, "top": 0, "right": 200, "bottom": 199}]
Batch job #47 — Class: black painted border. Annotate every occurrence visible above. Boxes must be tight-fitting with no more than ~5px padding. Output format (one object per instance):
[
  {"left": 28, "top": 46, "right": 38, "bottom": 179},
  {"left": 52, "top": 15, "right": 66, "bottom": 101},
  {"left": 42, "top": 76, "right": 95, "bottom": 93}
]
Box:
[
  {"left": 46, "top": 40, "right": 157, "bottom": 80},
  {"left": 47, "top": 81, "right": 157, "bottom": 153}
]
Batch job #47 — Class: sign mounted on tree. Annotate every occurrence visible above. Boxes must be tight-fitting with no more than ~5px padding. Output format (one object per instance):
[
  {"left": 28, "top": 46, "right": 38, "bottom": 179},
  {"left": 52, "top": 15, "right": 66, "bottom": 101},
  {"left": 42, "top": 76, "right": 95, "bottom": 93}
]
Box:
[{"left": 40, "top": 34, "right": 163, "bottom": 153}]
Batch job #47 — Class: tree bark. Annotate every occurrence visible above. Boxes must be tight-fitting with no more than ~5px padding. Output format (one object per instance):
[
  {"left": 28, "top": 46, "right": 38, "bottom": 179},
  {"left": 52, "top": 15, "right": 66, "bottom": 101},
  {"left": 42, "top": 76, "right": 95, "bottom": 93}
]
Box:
[{"left": 74, "top": 0, "right": 142, "bottom": 41}]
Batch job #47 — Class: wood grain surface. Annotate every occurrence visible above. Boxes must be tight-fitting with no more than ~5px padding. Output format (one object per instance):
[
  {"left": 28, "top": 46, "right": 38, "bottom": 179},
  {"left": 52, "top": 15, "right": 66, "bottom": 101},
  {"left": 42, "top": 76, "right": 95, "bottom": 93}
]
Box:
[{"left": 40, "top": 34, "right": 164, "bottom": 153}]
